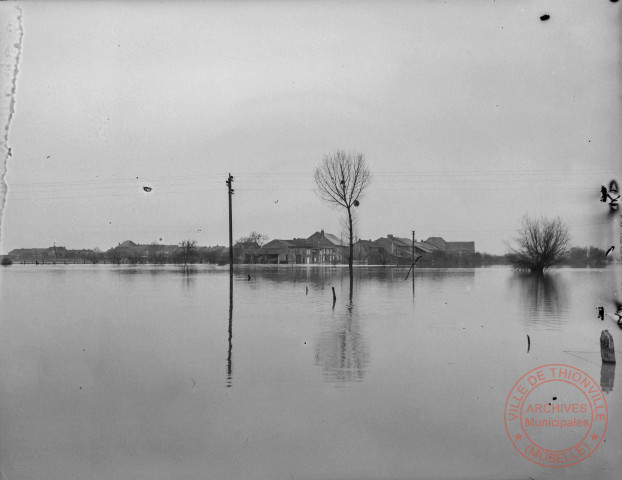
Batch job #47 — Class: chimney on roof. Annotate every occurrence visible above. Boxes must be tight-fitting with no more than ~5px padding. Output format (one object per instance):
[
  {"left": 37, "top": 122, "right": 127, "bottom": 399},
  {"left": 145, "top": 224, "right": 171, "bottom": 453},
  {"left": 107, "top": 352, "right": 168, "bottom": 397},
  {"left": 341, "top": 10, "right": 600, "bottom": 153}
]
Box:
[
  {"left": 387, "top": 234, "right": 393, "bottom": 239},
  {"left": 321, "top": 229, "right": 324, "bottom": 236}
]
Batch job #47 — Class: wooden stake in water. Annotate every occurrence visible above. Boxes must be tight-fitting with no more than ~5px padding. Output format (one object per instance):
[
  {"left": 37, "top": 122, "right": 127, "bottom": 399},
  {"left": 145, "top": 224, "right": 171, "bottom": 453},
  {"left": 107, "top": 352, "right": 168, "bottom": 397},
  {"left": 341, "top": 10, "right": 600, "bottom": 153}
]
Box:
[{"left": 601, "top": 330, "right": 616, "bottom": 363}]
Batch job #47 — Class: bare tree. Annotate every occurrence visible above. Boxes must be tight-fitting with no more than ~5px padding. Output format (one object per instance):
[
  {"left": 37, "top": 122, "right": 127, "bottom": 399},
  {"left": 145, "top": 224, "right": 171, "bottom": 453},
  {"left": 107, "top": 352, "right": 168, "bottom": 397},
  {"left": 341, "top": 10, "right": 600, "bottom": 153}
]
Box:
[
  {"left": 236, "top": 231, "right": 269, "bottom": 247},
  {"left": 508, "top": 215, "right": 570, "bottom": 272},
  {"left": 314, "top": 150, "right": 371, "bottom": 275},
  {"left": 179, "top": 240, "right": 197, "bottom": 266}
]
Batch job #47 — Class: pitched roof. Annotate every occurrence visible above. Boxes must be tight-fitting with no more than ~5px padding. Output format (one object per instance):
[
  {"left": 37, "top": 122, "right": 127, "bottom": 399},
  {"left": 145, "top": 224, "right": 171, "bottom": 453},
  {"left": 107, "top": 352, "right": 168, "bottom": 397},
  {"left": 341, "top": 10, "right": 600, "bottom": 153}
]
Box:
[
  {"left": 261, "top": 238, "right": 319, "bottom": 251},
  {"left": 307, "top": 231, "right": 342, "bottom": 246},
  {"left": 307, "top": 233, "right": 338, "bottom": 248},
  {"left": 413, "top": 242, "right": 436, "bottom": 253},
  {"left": 323, "top": 233, "right": 342, "bottom": 245},
  {"left": 8, "top": 248, "right": 48, "bottom": 255},
  {"left": 262, "top": 239, "right": 295, "bottom": 249},
  {"left": 392, "top": 237, "right": 412, "bottom": 247},
  {"left": 371, "top": 237, "right": 440, "bottom": 254},
  {"left": 290, "top": 238, "right": 317, "bottom": 248},
  {"left": 424, "top": 237, "right": 447, "bottom": 250}
]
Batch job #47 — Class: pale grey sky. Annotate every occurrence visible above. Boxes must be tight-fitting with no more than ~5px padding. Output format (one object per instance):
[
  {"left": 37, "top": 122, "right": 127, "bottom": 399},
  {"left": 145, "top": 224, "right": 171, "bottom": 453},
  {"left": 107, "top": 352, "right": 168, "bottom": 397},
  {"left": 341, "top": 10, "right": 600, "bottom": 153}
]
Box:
[{"left": 1, "top": 0, "right": 620, "bottom": 254}]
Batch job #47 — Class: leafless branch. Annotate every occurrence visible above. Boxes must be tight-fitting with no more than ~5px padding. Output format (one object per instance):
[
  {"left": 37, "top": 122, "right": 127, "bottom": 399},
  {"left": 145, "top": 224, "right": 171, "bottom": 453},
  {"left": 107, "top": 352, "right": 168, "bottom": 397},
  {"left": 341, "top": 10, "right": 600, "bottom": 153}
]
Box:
[
  {"left": 314, "top": 150, "right": 371, "bottom": 272},
  {"left": 509, "top": 215, "right": 570, "bottom": 272}
]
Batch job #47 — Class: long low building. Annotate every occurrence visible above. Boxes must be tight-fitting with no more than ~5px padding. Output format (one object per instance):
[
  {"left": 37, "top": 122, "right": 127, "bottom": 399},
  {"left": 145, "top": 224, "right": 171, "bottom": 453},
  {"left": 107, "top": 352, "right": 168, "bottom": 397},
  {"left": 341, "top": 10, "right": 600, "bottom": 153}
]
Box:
[{"left": 7, "top": 246, "right": 96, "bottom": 263}]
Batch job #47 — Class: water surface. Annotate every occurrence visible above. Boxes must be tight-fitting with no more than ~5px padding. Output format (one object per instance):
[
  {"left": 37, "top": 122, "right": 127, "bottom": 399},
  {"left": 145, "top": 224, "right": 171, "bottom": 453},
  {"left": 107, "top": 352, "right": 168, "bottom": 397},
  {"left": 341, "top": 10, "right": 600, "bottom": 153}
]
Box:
[{"left": 0, "top": 265, "right": 620, "bottom": 479}]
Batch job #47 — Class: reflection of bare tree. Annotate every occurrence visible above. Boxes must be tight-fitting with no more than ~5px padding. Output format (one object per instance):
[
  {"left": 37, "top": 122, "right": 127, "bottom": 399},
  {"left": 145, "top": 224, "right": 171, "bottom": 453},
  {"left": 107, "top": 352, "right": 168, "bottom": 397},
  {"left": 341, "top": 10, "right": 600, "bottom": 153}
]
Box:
[
  {"left": 511, "top": 273, "right": 565, "bottom": 320},
  {"left": 182, "top": 267, "right": 195, "bottom": 289},
  {"left": 601, "top": 362, "right": 615, "bottom": 394},
  {"left": 315, "top": 280, "right": 369, "bottom": 383}
]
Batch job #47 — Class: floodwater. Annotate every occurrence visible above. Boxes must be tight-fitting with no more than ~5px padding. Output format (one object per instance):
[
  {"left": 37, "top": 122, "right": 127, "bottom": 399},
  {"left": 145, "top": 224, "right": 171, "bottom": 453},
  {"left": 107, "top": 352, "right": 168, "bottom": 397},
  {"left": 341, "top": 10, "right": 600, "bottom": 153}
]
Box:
[{"left": 0, "top": 265, "right": 620, "bottom": 479}]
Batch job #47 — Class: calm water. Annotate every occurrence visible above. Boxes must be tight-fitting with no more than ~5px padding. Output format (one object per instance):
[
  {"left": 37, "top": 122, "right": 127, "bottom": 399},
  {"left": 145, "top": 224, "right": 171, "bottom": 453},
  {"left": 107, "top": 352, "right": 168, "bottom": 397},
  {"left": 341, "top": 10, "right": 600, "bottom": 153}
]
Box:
[{"left": 1, "top": 265, "right": 621, "bottom": 479}]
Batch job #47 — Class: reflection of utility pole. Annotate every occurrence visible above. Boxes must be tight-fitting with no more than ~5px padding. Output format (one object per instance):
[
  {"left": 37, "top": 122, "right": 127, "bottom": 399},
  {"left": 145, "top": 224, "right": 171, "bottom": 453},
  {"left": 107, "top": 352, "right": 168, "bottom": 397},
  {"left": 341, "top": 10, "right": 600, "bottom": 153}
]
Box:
[
  {"left": 225, "top": 173, "right": 234, "bottom": 387},
  {"left": 227, "top": 272, "right": 233, "bottom": 387},
  {"left": 226, "top": 173, "right": 234, "bottom": 271},
  {"left": 411, "top": 231, "right": 416, "bottom": 299}
]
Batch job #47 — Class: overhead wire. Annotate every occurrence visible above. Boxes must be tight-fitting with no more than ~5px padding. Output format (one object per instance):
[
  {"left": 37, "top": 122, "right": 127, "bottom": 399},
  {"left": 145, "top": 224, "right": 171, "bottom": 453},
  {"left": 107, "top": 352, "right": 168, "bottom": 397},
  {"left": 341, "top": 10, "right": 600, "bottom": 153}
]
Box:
[{"left": 5, "top": 167, "right": 615, "bottom": 201}]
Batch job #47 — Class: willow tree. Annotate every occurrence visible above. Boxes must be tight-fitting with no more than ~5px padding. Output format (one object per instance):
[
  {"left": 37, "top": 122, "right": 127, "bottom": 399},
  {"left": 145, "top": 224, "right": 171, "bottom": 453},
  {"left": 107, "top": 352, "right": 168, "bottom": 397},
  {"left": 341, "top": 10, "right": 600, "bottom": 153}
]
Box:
[
  {"left": 509, "top": 215, "right": 570, "bottom": 272},
  {"left": 314, "top": 150, "right": 371, "bottom": 275}
]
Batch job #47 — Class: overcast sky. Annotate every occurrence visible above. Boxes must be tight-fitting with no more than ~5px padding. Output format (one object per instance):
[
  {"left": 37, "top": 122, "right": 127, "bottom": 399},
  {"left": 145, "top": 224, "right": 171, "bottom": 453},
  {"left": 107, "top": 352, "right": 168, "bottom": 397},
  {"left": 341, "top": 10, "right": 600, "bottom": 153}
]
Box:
[{"left": 0, "top": 0, "right": 620, "bottom": 254}]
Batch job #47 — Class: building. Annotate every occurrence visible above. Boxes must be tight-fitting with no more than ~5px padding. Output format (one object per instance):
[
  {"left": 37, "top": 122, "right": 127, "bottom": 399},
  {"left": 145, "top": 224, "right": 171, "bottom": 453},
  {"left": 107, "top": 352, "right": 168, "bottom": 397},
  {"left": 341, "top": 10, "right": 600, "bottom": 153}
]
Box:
[
  {"left": 255, "top": 239, "right": 316, "bottom": 264},
  {"left": 424, "top": 237, "right": 447, "bottom": 251},
  {"left": 8, "top": 247, "right": 51, "bottom": 263},
  {"left": 107, "top": 240, "right": 180, "bottom": 263},
  {"left": 306, "top": 230, "right": 345, "bottom": 264},
  {"left": 367, "top": 234, "right": 438, "bottom": 265},
  {"left": 253, "top": 230, "right": 345, "bottom": 265},
  {"left": 360, "top": 235, "right": 475, "bottom": 265},
  {"left": 423, "top": 237, "right": 475, "bottom": 254},
  {"left": 8, "top": 246, "right": 101, "bottom": 264}
]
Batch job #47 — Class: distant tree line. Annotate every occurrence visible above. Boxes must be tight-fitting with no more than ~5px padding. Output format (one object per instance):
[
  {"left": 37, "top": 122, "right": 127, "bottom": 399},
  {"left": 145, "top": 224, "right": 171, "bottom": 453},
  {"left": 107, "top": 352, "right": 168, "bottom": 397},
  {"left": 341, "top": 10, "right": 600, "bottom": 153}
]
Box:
[
  {"left": 390, "top": 248, "right": 609, "bottom": 269},
  {"left": 101, "top": 245, "right": 229, "bottom": 265},
  {"left": 8, "top": 244, "right": 611, "bottom": 268},
  {"left": 559, "top": 246, "right": 608, "bottom": 268},
  {"left": 9, "top": 243, "right": 230, "bottom": 266}
]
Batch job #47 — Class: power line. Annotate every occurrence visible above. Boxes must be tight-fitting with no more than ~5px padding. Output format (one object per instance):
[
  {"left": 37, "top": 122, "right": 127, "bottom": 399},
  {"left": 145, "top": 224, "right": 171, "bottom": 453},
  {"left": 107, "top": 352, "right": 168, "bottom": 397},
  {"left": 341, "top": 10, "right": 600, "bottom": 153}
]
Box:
[{"left": 7, "top": 166, "right": 617, "bottom": 187}]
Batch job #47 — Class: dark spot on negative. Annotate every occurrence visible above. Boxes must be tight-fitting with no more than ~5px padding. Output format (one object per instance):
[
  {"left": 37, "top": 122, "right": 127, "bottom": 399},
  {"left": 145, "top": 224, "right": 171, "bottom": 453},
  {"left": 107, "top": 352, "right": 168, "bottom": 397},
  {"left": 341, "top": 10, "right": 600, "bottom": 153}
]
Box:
[
  {"left": 552, "top": 396, "right": 557, "bottom": 400},
  {"left": 540, "top": 14, "right": 550, "bottom": 21},
  {"left": 143, "top": 186, "right": 152, "bottom": 192}
]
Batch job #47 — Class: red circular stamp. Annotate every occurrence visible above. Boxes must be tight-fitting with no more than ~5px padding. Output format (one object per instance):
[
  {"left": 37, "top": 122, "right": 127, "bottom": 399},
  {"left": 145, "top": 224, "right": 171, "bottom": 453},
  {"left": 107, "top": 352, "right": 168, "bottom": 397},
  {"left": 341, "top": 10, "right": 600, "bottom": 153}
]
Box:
[{"left": 504, "top": 364, "right": 608, "bottom": 467}]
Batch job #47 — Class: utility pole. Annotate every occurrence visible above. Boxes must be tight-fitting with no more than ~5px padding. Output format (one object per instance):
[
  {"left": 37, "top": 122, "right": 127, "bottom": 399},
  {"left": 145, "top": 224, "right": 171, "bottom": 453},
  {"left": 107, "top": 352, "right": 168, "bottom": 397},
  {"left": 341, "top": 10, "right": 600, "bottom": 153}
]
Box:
[
  {"left": 226, "top": 173, "right": 234, "bottom": 271},
  {"left": 411, "top": 230, "right": 415, "bottom": 262}
]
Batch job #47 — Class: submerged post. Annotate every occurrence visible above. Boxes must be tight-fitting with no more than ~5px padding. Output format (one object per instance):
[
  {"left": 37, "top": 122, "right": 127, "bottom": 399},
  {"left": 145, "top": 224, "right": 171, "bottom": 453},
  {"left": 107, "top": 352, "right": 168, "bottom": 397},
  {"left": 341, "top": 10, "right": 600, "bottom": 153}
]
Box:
[{"left": 601, "top": 330, "right": 616, "bottom": 363}]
